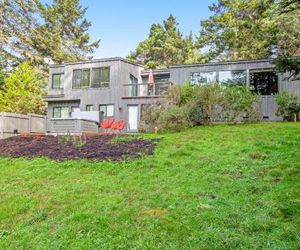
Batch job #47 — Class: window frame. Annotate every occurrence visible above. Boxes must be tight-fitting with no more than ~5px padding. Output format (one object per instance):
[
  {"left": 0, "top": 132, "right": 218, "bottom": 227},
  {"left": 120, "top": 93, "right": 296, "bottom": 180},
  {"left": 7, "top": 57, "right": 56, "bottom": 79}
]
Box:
[
  {"left": 191, "top": 71, "right": 217, "bottom": 85},
  {"left": 249, "top": 70, "right": 278, "bottom": 95},
  {"left": 219, "top": 70, "right": 247, "bottom": 86},
  {"left": 91, "top": 67, "right": 110, "bottom": 88},
  {"left": 52, "top": 73, "right": 64, "bottom": 89},
  {"left": 99, "top": 104, "right": 114, "bottom": 118},
  {"left": 52, "top": 106, "right": 69, "bottom": 119},
  {"left": 72, "top": 68, "right": 91, "bottom": 89},
  {"left": 86, "top": 105, "right": 94, "bottom": 111}
]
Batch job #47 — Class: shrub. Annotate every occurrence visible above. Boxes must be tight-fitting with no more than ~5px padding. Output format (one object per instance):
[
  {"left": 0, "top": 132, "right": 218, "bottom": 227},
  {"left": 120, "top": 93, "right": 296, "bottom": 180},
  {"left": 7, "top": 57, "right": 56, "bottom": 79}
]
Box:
[
  {"left": 275, "top": 91, "right": 300, "bottom": 121},
  {"left": 167, "top": 82, "right": 195, "bottom": 106},
  {"left": 158, "top": 105, "right": 191, "bottom": 132},
  {"left": 139, "top": 104, "right": 163, "bottom": 132},
  {"left": 191, "top": 83, "right": 224, "bottom": 124},
  {"left": 222, "top": 85, "right": 261, "bottom": 123}
]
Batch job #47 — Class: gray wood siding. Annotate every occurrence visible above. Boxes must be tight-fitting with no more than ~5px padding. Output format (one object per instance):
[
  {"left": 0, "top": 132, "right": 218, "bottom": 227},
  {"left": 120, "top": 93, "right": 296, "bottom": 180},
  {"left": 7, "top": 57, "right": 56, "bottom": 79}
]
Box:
[
  {"left": 81, "top": 120, "right": 99, "bottom": 132},
  {"left": 46, "top": 58, "right": 299, "bottom": 129},
  {"left": 48, "top": 59, "right": 144, "bottom": 123}
]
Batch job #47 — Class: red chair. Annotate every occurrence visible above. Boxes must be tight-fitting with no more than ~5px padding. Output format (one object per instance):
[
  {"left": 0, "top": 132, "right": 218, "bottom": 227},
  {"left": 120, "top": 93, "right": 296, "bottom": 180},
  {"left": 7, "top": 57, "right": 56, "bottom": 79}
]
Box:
[
  {"left": 117, "top": 120, "right": 126, "bottom": 133},
  {"left": 100, "top": 118, "right": 114, "bottom": 133},
  {"left": 111, "top": 120, "right": 127, "bottom": 133}
]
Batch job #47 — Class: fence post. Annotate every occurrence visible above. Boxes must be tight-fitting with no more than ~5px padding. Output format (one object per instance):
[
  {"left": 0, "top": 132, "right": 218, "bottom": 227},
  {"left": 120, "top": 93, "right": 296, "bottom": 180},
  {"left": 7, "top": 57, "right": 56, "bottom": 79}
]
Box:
[
  {"left": 28, "top": 114, "right": 31, "bottom": 133},
  {"left": 0, "top": 113, "right": 3, "bottom": 139}
]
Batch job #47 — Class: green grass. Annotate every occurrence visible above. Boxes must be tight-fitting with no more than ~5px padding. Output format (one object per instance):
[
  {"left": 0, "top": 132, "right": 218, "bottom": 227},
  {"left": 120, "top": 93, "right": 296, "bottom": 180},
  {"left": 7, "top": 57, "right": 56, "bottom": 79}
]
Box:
[{"left": 0, "top": 123, "right": 299, "bottom": 249}]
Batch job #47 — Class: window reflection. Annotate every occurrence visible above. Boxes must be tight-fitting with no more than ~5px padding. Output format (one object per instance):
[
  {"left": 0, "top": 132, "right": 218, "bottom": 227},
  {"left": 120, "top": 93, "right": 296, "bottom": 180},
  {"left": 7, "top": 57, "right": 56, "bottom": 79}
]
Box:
[
  {"left": 191, "top": 72, "right": 216, "bottom": 85},
  {"left": 219, "top": 70, "right": 246, "bottom": 85}
]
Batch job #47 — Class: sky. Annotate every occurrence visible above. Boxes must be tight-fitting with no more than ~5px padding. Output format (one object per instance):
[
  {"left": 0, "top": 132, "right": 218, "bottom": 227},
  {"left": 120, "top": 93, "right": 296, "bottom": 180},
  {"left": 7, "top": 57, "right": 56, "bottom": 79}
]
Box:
[{"left": 80, "top": 0, "right": 216, "bottom": 59}]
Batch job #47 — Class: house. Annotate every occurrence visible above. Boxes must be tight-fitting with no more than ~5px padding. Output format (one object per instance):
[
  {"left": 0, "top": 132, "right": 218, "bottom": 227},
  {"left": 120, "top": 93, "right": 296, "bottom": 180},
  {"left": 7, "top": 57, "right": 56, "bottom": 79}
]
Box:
[{"left": 43, "top": 57, "right": 300, "bottom": 133}]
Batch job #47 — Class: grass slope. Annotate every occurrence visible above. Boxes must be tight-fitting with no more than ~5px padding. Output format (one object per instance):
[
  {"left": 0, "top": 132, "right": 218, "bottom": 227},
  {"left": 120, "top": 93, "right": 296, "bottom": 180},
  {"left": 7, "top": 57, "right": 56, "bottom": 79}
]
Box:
[{"left": 0, "top": 123, "right": 299, "bottom": 249}]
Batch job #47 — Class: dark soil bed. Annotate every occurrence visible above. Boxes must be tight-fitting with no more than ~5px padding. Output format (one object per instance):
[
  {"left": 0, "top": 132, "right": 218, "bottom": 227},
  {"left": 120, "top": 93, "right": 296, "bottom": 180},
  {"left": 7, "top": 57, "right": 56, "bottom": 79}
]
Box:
[{"left": 0, "top": 135, "right": 158, "bottom": 161}]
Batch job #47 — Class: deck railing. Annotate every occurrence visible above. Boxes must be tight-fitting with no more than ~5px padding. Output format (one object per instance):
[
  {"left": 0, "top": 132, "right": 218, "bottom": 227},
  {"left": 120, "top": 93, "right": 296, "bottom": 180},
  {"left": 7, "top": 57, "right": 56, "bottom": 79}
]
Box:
[{"left": 123, "top": 82, "right": 172, "bottom": 98}]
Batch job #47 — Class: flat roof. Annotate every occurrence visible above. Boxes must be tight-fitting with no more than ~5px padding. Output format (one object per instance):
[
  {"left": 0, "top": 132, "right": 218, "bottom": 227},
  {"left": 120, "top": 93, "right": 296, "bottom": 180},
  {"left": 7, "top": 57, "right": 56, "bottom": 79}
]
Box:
[
  {"left": 170, "top": 58, "right": 274, "bottom": 69},
  {"left": 49, "top": 57, "right": 143, "bottom": 68}
]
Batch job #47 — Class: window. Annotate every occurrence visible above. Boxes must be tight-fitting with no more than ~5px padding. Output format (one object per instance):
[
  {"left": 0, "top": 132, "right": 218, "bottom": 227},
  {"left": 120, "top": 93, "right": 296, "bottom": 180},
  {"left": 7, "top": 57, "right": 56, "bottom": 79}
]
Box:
[
  {"left": 71, "top": 106, "right": 80, "bottom": 113},
  {"left": 99, "top": 104, "right": 114, "bottom": 118},
  {"left": 53, "top": 107, "right": 69, "bottom": 118},
  {"left": 129, "top": 74, "right": 138, "bottom": 96},
  {"left": 250, "top": 71, "right": 278, "bottom": 95},
  {"left": 72, "top": 69, "right": 90, "bottom": 88},
  {"left": 219, "top": 70, "right": 246, "bottom": 86},
  {"left": 91, "top": 67, "right": 110, "bottom": 88},
  {"left": 191, "top": 72, "right": 216, "bottom": 85},
  {"left": 52, "top": 73, "right": 64, "bottom": 89},
  {"left": 86, "top": 105, "right": 93, "bottom": 111}
]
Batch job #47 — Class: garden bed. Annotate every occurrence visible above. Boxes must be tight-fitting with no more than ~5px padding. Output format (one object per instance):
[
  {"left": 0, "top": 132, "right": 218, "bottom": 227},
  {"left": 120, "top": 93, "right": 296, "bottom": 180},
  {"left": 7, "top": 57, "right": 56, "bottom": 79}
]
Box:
[{"left": 0, "top": 135, "right": 157, "bottom": 161}]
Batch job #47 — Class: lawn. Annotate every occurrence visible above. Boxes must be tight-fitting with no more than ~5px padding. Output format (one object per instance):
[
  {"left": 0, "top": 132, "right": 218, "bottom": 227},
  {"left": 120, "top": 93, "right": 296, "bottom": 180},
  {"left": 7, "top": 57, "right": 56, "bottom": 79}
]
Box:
[{"left": 0, "top": 123, "right": 299, "bottom": 249}]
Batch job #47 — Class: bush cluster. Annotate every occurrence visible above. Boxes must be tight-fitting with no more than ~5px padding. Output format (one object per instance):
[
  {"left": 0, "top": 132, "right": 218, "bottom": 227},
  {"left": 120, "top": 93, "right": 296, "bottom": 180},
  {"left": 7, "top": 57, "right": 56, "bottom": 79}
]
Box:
[
  {"left": 275, "top": 91, "right": 300, "bottom": 121},
  {"left": 140, "top": 82, "right": 263, "bottom": 132}
]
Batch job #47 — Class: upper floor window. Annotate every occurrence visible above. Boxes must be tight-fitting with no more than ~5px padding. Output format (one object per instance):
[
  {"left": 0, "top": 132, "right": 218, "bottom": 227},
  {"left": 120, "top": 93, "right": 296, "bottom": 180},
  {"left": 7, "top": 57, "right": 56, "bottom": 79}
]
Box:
[
  {"left": 129, "top": 74, "right": 138, "bottom": 96},
  {"left": 191, "top": 72, "right": 216, "bottom": 85},
  {"left": 219, "top": 70, "right": 246, "bottom": 86},
  {"left": 91, "top": 67, "right": 110, "bottom": 88},
  {"left": 52, "top": 73, "right": 64, "bottom": 89},
  {"left": 53, "top": 106, "right": 69, "bottom": 118},
  {"left": 73, "top": 69, "right": 90, "bottom": 89}
]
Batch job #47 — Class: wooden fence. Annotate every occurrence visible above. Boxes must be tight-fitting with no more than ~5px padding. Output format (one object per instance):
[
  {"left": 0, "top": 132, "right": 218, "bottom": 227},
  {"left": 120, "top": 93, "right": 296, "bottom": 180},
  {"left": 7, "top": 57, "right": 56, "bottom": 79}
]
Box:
[{"left": 0, "top": 112, "right": 47, "bottom": 139}]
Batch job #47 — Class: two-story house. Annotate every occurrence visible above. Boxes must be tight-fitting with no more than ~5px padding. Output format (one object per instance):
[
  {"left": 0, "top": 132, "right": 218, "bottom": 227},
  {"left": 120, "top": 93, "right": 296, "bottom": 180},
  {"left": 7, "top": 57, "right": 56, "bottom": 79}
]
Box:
[{"left": 43, "top": 57, "right": 300, "bottom": 133}]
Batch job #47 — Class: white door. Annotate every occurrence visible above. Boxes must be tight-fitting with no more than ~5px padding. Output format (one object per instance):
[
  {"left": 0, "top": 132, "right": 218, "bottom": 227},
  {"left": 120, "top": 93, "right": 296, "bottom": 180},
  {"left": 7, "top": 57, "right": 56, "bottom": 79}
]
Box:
[{"left": 128, "top": 105, "right": 138, "bottom": 131}]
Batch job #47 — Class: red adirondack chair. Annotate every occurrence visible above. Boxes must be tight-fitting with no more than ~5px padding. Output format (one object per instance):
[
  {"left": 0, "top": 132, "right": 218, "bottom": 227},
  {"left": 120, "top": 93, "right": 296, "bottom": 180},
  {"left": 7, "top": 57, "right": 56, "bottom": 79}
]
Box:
[
  {"left": 100, "top": 118, "right": 114, "bottom": 133},
  {"left": 111, "top": 120, "right": 126, "bottom": 133}
]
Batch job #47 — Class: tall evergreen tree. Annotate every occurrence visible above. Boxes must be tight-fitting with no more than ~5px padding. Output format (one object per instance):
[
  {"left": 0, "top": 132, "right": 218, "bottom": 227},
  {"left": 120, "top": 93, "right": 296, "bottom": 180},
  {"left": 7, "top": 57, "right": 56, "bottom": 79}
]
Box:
[
  {"left": 1, "top": 0, "right": 99, "bottom": 68},
  {"left": 198, "top": 0, "right": 277, "bottom": 61},
  {"left": 128, "top": 15, "right": 203, "bottom": 69}
]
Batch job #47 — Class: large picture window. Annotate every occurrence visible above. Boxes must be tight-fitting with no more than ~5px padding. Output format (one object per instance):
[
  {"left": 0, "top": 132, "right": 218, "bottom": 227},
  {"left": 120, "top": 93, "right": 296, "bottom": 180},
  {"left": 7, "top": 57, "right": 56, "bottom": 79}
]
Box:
[
  {"left": 191, "top": 72, "right": 216, "bottom": 85},
  {"left": 219, "top": 70, "right": 246, "bottom": 85},
  {"left": 52, "top": 73, "right": 64, "bottom": 89},
  {"left": 53, "top": 107, "right": 69, "bottom": 118},
  {"left": 91, "top": 67, "right": 110, "bottom": 88},
  {"left": 250, "top": 71, "right": 278, "bottom": 95},
  {"left": 99, "top": 104, "right": 114, "bottom": 118},
  {"left": 72, "top": 69, "right": 90, "bottom": 89}
]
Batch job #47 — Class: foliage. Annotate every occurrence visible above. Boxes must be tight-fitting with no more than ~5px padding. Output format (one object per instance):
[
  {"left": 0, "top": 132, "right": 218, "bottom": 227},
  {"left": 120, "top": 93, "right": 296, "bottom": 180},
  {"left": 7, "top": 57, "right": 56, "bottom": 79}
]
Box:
[
  {"left": 167, "top": 82, "right": 196, "bottom": 106},
  {"left": 157, "top": 105, "right": 191, "bottom": 132},
  {"left": 0, "top": 62, "right": 47, "bottom": 114},
  {"left": 198, "top": 0, "right": 300, "bottom": 68},
  {"left": 191, "top": 83, "right": 225, "bottom": 124},
  {"left": 111, "top": 135, "right": 140, "bottom": 144},
  {"left": 0, "top": 123, "right": 299, "bottom": 248},
  {"left": 198, "top": 0, "right": 276, "bottom": 61},
  {"left": 275, "top": 91, "right": 300, "bottom": 121},
  {"left": 1, "top": 0, "right": 99, "bottom": 68},
  {"left": 274, "top": 56, "right": 300, "bottom": 81},
  {"left": 128, "top": 15, "right": 204, "bottom": 68},
  {"left": 139, "top": 104, "right": 163, "bottom": 132},
  {"left": 222, "top": 85, "right": 261, "bottom": 123}
]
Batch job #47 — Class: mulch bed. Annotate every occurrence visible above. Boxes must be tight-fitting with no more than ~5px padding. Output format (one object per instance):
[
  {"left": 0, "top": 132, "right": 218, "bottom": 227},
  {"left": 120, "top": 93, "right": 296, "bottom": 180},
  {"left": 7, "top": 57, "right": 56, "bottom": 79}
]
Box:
[{"left": 0, "top": 135, "right": 158, "bottom": 161}]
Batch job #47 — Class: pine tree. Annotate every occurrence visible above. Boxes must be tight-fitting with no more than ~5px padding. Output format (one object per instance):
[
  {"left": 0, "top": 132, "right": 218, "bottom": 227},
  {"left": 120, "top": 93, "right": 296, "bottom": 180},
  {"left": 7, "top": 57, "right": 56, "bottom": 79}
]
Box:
[
  {"left": 198, "top": 0, "right": 277, "bottom": 61},
  {"left": 1, "top": 0, "right": 99, "bottom": 68},
  {"left": 128, "top": 15, "right": 203, "bottom": 69}
]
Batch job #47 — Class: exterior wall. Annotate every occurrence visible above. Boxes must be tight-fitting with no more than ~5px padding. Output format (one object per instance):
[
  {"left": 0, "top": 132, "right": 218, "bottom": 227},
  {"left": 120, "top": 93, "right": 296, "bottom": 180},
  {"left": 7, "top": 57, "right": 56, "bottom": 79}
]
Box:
[
  {"left": 45, "top": 58, "right": 300, "bottom": 133},
  {"left": 47, "top": 59, "right": 144, "bottom": 124}
]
